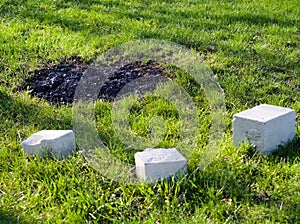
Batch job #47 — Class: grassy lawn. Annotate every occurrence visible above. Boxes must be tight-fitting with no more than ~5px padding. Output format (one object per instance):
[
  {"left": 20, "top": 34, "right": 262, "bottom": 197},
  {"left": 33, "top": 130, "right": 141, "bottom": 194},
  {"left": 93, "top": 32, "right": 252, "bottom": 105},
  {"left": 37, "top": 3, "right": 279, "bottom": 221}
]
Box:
[{"left": 0, "top": 0, "right": 299, "bottom": 223}]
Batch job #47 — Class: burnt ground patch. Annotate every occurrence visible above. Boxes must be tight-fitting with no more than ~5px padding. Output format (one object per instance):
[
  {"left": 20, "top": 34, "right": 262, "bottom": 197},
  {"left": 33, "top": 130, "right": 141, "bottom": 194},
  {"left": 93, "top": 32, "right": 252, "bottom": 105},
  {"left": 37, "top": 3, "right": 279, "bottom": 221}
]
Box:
[{"left": 16, "top": 56, "right": 167, "bottom": 105}]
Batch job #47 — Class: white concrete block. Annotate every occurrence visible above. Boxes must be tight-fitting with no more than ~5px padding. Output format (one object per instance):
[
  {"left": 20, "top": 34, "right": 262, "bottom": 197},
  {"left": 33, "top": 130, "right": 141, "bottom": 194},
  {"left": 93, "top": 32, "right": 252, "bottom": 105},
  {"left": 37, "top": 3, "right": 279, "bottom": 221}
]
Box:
[
  {"left": 22, "top": 130, "right": 75, "bottom": 159},
  {"left": 233, "top": 104, "right": 296, "bottom": 155},
  {"left": 134, "top": 148, "right": 187, "bottom": 182}
]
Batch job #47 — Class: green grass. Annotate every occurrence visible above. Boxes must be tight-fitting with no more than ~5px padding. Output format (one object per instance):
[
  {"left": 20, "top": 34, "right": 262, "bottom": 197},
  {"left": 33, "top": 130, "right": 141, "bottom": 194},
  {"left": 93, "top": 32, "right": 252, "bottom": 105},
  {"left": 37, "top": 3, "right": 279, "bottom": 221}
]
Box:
[{"left": 1, "top": 0, "right": 300, "bottom": 223}]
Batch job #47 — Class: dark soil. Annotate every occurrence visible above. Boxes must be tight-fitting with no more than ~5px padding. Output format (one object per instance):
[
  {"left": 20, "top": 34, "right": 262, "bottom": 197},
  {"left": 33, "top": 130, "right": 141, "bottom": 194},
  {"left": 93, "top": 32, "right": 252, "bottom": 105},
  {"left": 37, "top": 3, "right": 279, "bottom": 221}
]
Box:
[{"left": 17, "top": 56, "right": 167, "bottom": 105}]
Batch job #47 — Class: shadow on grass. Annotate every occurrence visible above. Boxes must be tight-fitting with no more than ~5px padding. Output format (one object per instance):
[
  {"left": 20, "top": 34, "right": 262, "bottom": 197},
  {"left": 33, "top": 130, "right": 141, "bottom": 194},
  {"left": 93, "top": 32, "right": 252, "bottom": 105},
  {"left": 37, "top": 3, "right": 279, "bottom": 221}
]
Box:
[
  {"left": 0, "top": 89, "right": 72, "bottom": 130},
  {"left": 269, "top": 136, "right": 300, "bottom": 162},
  {"left": 52, "top": 1, "right": 298, "bottom": 28},
  {"left": 0, "top": 211, "right": 28, "bottom": 224},
  {"left": 0, "top": 90, "right": 42, "bottom": 127},
  {"left": 0, "top": 0, "right": 298, "bottom": 50},
  {"left": 213, "top": 13, "right": 298, "bottom": 27}
]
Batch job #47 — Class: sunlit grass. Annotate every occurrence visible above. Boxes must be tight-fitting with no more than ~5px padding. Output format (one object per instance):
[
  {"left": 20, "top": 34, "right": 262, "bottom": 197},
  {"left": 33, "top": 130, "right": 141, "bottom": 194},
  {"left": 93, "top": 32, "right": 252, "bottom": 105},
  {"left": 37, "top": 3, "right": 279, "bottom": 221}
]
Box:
[{"left": 0, "top": 0, "right": 299, "bottom": 223}]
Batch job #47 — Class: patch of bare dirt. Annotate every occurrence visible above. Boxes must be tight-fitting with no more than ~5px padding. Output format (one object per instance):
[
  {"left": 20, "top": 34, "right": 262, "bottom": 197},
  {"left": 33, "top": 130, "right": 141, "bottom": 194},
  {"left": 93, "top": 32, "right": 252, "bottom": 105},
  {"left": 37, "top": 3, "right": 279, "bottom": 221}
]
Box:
[{"left": 17, "top": 56, "right": 167, "bottom": 105}]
